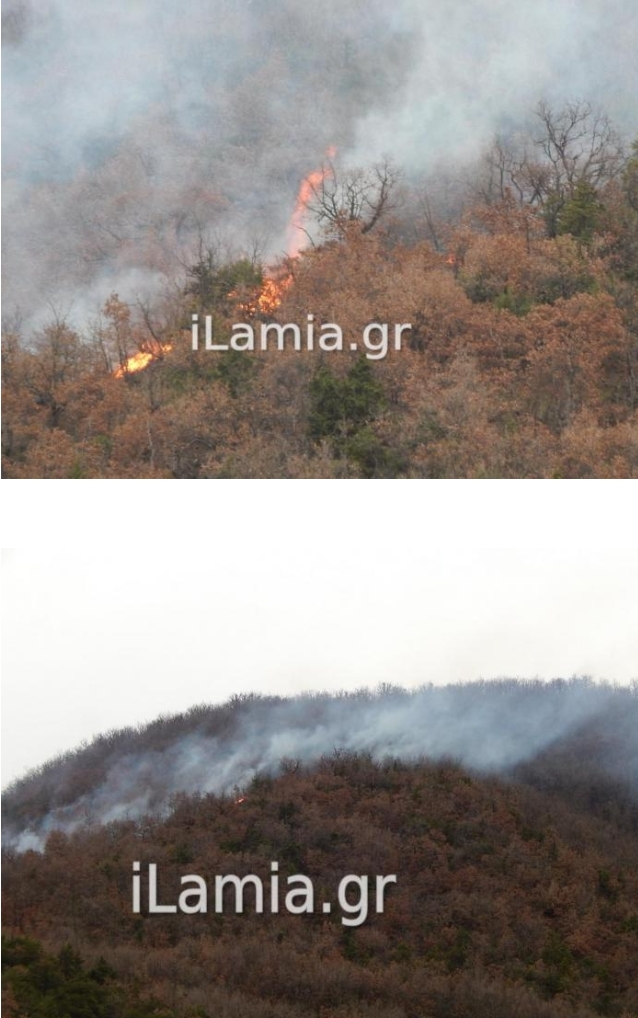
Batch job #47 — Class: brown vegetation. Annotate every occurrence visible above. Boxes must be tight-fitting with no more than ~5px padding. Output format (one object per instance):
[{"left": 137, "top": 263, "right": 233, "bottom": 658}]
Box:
[
  {"left": 3, "top": 751, "right": 638, "bottom": 1017},
  {"left": 3, "top": 107, "right": 638, "bottom": 477},
  {"left": 2, "top": 680, "right": 638, "bottom": 1017}
]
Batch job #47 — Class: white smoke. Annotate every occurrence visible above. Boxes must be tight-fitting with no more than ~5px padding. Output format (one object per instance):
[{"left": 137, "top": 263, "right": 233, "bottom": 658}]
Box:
[
  {"left": 2, "top": 0, "right": 637, "bottom": 332},
  {"left": 3, "top": 679, "right": 635, "bottom": 853}
]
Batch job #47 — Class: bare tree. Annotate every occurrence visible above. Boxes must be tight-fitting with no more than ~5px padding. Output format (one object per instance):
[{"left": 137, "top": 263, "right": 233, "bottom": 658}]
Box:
[
  {"left": 534, "top": 100, "right": 625, "bottom": 194},
  {"left": 623, "top": 140, "right": 638, "bottom": 214},
  {"left": 472, "top": 102, "right": 627, "bottom": 236},
  {"left": 304, "top": 158, "right": 401, "bottom": 237}
]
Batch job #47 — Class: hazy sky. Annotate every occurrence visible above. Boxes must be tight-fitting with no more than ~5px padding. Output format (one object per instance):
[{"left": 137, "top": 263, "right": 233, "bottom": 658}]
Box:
[{"left": 2, "top": 516, "right": 636, "bottom": 787}]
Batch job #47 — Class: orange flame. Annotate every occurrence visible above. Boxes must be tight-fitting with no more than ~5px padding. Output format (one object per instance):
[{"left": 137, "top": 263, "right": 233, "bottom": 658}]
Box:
[
  {"left": 257, "top": 276, "right": 291, "bottom": 313},
  {"left": 234, "top": 796, "right": 247, "bottom": 805},
  {"left": 115, "top": 148, "right": 337, "bottom": 369},
  {"left": 286, "top": 146, "right": 337, "bottom": 259},
  {"left": 229, "top": 273, "right": 293, "bottom": 317},
  {"left": 243, "top": 148, "right": 338, "bottom": 316},
  {"left": 114, "top": 343, "right": 172, "bottom": 378}
]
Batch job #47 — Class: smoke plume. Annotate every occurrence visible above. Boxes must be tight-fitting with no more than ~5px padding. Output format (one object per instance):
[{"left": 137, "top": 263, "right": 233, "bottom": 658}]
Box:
[
  {"left": 3, "top": 679, "right": 636, "bottom": 853},
  {"left": 2, "top": 0, "right": 637, "bottom": 332}
]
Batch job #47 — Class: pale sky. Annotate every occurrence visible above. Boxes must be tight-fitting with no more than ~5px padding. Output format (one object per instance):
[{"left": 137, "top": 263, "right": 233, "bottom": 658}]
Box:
[{"left": 2, "top": 488, "right": 637, "bottom": 787}]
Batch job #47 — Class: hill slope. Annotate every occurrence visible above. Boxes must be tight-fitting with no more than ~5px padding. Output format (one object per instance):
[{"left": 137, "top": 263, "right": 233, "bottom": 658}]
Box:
[
  {"left": 3, "top": 753, "right": 638, "bottom": 1017},
  {"left": 3, "top": 680, "right": 638, "bottom": 1016},
  {"left": 3, "top": 680, "right": 637, "bottom": 850}
]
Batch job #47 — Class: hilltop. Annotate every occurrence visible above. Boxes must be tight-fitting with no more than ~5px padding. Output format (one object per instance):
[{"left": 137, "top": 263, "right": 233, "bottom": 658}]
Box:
[{"left": 3, "top": 679, "right": 637, "bottom": 849}]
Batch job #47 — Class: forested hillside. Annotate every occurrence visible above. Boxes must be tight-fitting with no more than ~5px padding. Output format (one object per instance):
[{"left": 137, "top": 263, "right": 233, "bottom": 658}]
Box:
[
  {"left": 2, "top": 680, "right": 638, "bottom": 1016},
  {"left": 3, "top": 105, "right": 638, "bottom": 478},
  {"left": 4, "top": 679, "right": 636, "bottom": 849},
  {"left": 3, "top": 752, "right": 638, "bottom": 1017}
]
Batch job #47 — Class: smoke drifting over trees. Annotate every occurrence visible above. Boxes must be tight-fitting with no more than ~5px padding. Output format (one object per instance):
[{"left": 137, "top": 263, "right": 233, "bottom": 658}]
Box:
[
  {"left": 3, "top": 679, "right": 637, "bottom": 853},
  {"left": 3, "top": 679, "right": 638, "bottom": 1016},
  {"left": 2, "top": 0, "right": 637, "bottom": 327}
]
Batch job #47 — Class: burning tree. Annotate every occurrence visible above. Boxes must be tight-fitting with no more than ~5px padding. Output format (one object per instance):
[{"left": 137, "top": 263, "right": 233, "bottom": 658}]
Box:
[{"left": 299, "top": 157, "right": 401, "bottom": 240}]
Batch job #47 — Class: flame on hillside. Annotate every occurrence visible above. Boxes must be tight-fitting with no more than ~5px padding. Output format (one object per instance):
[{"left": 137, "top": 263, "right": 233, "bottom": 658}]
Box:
[
  {"left": 114, "top": 147, "right": 335, "bottom": 374},
  {"left": 258, "top": 275, "right": 291, "bottom": 313},
  {"left": 230, "top": 146, "right": 337, "bottom": 317},
  {"left": 230, "top": 273, "right": 293, "bottom": 317},
  {"left": 286, "top": 146, "right": 337, "bottom": 259},
  {"left": 114, "top": 343, "right": 172, "bottom": 378},
  {"left": 229, "top": 147, "right": 337, "bottom": 318}
]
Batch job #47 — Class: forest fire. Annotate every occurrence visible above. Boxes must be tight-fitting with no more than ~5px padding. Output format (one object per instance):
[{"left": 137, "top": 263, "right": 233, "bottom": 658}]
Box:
[
  {"left": 233, "top": 148, "right": 338, "bottom": 317},
  {"left": 286, "top": 146, "right": 337, "bottom": 259},
  {"left": 234, "top": 796, "right": 247, "bottom": 805},
  {"left": 114, "top": 343, "right": 172, "bottom": 378},
  {"left": 115, "top": 147, "right": 334, "bottom": 375},
  {"left": 230, "top": 147, "right": 338, "bottom": 316},
  {"left": 257, "top": 275, "right": 291, "bottom": 313},
  {"left": 231, "top": 274, "right": 292, "bottom": 316}
]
